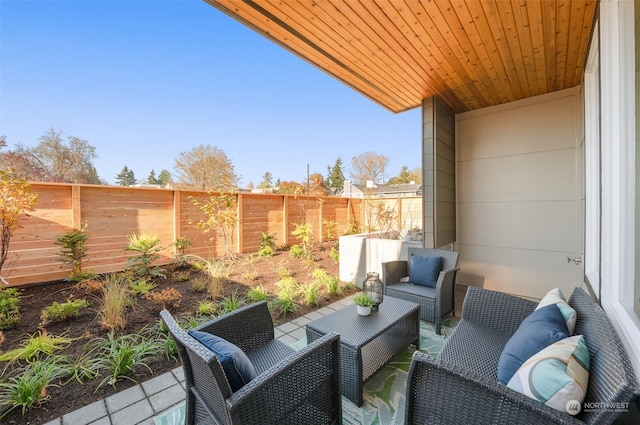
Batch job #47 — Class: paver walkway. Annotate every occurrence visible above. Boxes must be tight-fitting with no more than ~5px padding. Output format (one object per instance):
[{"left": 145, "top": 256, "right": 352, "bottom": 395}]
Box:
[{"left": 42, "top": 296, "right": 356, "bottom": 425}]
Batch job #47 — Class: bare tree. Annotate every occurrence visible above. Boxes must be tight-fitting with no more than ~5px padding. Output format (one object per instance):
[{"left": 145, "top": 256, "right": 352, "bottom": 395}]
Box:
[
  {"left": 349, "top": 151, "right": 390, "bottom": 185},
  {"left": 174, "top": 145, "right": 238, "bottom": 191}
]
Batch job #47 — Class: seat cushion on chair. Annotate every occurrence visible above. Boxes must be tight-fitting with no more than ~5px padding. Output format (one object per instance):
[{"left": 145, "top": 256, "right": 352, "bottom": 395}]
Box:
[
  {"left": 189, "top": 330, "right": 258, "bottom": 392},
  {"left": 497, "top": 304, "right": 569, "bottom": 384},
  {"left": 409, "top": 255, "right": 443, "bottom": 287}
]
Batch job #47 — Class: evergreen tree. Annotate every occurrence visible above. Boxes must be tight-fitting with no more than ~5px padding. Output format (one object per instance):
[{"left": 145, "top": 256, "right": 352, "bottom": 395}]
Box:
[
  {"left": 147, "top": 169, "right": 160, "bottom": 185},
  {"left": 258, "top": 171, "right": 273, "bottom": 189},
  {"left": 115, "top": 165, "right": 136, "bottom": 186},
  {"left": 325, "top": 157, "right": 346, "bottom": 191},
  {"left": 157, "top": 169, "right": 172, "bottom": 185}
]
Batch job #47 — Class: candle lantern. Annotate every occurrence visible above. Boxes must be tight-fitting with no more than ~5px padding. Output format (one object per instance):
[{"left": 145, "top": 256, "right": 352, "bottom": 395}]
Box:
[{"left": 362, "top": 272, "right": 383, "bottom": 311}]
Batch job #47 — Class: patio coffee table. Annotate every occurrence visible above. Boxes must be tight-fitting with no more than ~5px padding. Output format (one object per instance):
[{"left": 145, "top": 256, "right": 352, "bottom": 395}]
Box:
[{"left": 306, "top": 296, "right": 420, "bottom": 406}]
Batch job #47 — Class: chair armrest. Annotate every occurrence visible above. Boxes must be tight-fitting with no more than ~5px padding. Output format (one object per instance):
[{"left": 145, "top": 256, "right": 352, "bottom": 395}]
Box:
[
  {"left": 434, "top": 268, "right": 458, "bottom": 308},
  {"left": 195, "top": 301, "right": 275, "bottom": 352},
  {"left": 461, "top": 287, "right": 537, "bottom": 335},
  {"left": 382, "top": 260, "right": 408, "bottom": 286},
  {"left": 227, "top": 332, "right": 341, "bottom": 424},
  {"left": 406, "top": 351, "right": 582, "bottom": 425}
]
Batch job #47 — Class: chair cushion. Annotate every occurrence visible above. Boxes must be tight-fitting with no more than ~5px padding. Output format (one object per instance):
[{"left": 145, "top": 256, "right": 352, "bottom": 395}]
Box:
[
  {"left": 409, "top": 255, "right": 443, "bottom": 287},
  {"left": 188, "top": 330, "right": 257, "bottom": 392},
  {"left": 536, "top": 288, "right": 577, "bottom": 335},
  {"left": 497, "top": 304, "right": 569, "bottom": 384},
  {"left": 507, "top": 335, "right": 590, "bottom": 413}
]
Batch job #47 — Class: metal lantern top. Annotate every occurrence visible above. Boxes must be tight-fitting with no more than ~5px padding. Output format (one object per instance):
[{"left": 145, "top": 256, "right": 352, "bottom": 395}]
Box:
[{"left": 363, "top": 271, "right": 383, "bottom": 311}]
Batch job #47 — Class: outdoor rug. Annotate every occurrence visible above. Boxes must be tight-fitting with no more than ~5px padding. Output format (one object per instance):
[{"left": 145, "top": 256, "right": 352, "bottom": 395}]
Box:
[{"left": 153, "top": 318, "right": 457, "bottom": 425}]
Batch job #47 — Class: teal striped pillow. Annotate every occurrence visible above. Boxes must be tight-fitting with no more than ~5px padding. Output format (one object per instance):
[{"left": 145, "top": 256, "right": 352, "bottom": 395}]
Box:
[
  {"left": 507, "top": 335, "right": 590, "bottom": 414},
  {"left": 536, "top": 288, "right": 577, "bottom": 335}
]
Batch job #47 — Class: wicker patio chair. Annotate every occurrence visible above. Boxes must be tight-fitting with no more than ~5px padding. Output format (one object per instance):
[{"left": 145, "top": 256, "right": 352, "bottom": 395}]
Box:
[
  {"left": 160, "top": 301, "right": 342, "bottom": 425},
  {"left": 382, "top": 247, "right": 459, "bottom": 334}
]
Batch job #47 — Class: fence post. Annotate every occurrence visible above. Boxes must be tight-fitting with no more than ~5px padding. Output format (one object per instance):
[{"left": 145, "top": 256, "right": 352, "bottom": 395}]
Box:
[
  {"left": 72, "top": 185, "right": 81, "bottom": 229},
  {"left": 236, "top": 193, "right": 243, "bottom": 254}
]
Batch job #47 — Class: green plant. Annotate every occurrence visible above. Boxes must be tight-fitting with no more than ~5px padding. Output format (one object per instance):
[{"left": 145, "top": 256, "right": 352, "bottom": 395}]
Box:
[
  {"left": 311, "top": 268, "right": 340, "bottom": 295},
  {"left": 55, "top": 224, "right": 95, "bottom": 282},
  {"left": 0, "top": 331, "right": 74, "bottom": 363},
  {"left": 290, "top": 222, "right": 313, "bottom": 258},
  {"left": 353, "top": 292, "right": 374, "bottom": 307},
  {"left": 98, "top": 273, "right": 131, "bottom": 332},
  {"left": 344, "top": 217, "right": 361, "bottom": 235},
  {"left": 243, "top": 271, "right": 259, "bottom": 281},
  {"left": 190, "top": 192, "right": 238, "bottom": 258},
  {"left": 76, "top": 278, "right": 105, "bottom": 293},
  {"left": 85, "top": 331, "right": 163, "bottom": 389},
  {"left": 246, "top": 284, "right": 269, "bottom": 302},
  {"left": 41, "top": 298, "right": 89, "bottom": 324},
  {"left": 197, "top": 300, "right": 217, "bottom": 316},
  {"left": 190, "top": 276, "right": 208, "bottom": 292},
  {"left": 289, "top": 244, "right": 305, "bottom": 259},
  {"left": 273, "top": 277, "right": 299, "bottom": 318},
  {"left": 0, "top": 287, "right": 21, "bottom": 330},
  {"left": 189, "top": 256, "right": 231, "bottom": 299},
  {"left": 218, "top": 290, "right": 245, "bottom": 315},
  {"left": 171, "top": 270, "right": 191, "bottom": 282},
  {"left": 322, "top": 218, "right": 337, "bottom": 241},
  {"left": 172, "top": 236, "right": 192, "bottom": 268},
  {"left": 0, "top": 171, "right": 39, "bottom": 284},
  {"left": 276, "top": 264, "right": 291, "bottom": 279},
  {"left": 129, "top": 278, "right": 156, "bottom": 296},
  {"left": 301, "top": 282, "right": 319, "bottom": 306},
  {"left": 329, "top": 244, "right": 339, "bottom": 263},
  {"left": 145, "top": 288, "right": 182, "bottom": 311},
  {"left": 143, "top": 321, "right": 179, "bottom": 362},
  {"left": 258, "top": 232, "right": 276, "bottom": 257},
  {"left": 124, "top": 233, "right": 166, "bottom": 279},
  {"left": 0, "top": 357, "right": 66, "bottom": 419}
]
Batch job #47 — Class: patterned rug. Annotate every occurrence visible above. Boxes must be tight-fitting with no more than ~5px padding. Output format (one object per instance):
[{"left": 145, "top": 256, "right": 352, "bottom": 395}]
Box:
[{"left": 153, "top": 318, "right": 457, "bottom": 425}]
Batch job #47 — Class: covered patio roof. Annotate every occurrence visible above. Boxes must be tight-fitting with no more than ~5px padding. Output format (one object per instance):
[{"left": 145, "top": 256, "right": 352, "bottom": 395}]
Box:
[{"left": 205, "top": 0, "right": 597, "bottom": 114}]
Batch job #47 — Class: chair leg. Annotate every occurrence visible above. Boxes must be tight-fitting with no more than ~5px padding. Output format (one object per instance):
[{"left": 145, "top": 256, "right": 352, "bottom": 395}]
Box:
[{"left": 435, "top": 320, "right": 442, "bottom": 335}]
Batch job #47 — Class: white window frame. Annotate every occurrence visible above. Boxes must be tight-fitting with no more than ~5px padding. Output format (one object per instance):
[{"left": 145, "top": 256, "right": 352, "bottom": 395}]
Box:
[{"left": 599, "top": 0, "right": 640, "bottom": 374}]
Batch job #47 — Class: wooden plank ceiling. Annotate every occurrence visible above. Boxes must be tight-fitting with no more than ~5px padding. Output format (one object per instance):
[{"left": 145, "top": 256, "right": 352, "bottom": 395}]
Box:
[{"left": 204, "top": 0, "right": 598, "bottom": 114}]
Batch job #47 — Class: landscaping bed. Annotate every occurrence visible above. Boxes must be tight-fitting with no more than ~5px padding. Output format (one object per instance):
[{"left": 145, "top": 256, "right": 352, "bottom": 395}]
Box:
[{"left": 0, "top": 242, "right": 352, "bottom": 424}]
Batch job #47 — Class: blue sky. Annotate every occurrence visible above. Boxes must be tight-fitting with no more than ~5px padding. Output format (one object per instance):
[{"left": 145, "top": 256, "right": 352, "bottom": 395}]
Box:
[{"left": 0, "top": 0, "right": 421, "bottom": 187}]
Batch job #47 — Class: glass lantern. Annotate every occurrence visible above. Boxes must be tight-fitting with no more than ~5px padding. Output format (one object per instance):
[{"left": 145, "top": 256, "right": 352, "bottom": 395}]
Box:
[{"left": 363, "top": 272, "right": 383, "bottom": 311}]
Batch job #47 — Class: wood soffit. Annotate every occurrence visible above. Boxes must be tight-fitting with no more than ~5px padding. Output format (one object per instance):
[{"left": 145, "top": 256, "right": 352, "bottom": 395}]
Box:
[{"left": 204, "top": 0, "right": 597, "bottom": 114}]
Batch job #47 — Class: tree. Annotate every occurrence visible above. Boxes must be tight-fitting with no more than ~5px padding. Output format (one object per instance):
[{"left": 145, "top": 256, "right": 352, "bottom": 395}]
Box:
[
  {"left": 174, "top": 145, "right": 238, "bottom": 191},
  {"left": 257, "top": 172, "right": 273, "bottom": 189},
  {"left": 31, "top": 128, "right": 101, "bottom": 184},
  {"left": 0, "top": 171, "right": 39, "bottom": 284},
  {"left": 387, "top": 165, "right": 422, "bottom": 184},
  {"left": 325, "top": 157, "right": 346, "bottom": 192},
  {"left": 115, "top": 166, "right": 136, "bottom": 186},
  {"left": 190, "top": 192, "right": 237, "bottom": 258},
  {"left": 147, "top": 169, "right": 160, "bottom": 185},
  {"left": 278, "top": 180, "right": 304, "bottom": 195},
  {"left": 349, "top": 151, "right": 390, "bottom": 185},
  {"left": 157, "top": 169, "right": 172, "bottom": 186},
  {"left": 308, "top": 173, "right": 328, "bottom": 196}
]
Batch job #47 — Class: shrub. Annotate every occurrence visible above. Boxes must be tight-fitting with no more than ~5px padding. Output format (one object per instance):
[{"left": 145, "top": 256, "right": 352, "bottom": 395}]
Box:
[
  {"left": 124, "top": 233, "right": 166, "bottom": 279},
  {"left": 0, "top": 331, "right": 74, "bottom": 363},
  {"left": 0, "top": 357, "right": 66, "bottom": 419},
  {"left": 191, "top": 276, "right": 208, "bottom": 293},
  {"left": 197, "top": 301, "right": 217, "bottom": 316},
  {"left": 187, "top": 256, "right": 231, "bottom": 300},
  {"left": 273, "top": 277, "right": 299, "bottom": 318},
  {"left": 85, "top": 331, "right": 163, "bottom": 389},
  {"left": 76, "top": 278, "right": 105, "bottom": 293},
  {"left": 289, "top": 244, "right": 305, "bottom": 259},
  {"left": 301, "top": 282, "right": 319, "bottom": 306},
  {"left": 322, "top": 218, "right": 337, "bottom": 241},
  {"left": 276, "top": 264, "right": 291, "bottom": 279},
  {"left": 190, "top": 192, "right": 237, "bottom": 258},
  {"left": 258, "top": 232, "right": 276, "bottom": 257},
  {"left": 172, "top": 236, "right": 192, "bottom": 268},
  {"left": 329, "top": 244, "right": 339, "bottom": 263},
  {"left": 41, "top": 299, "right": 89, "bottom": 324},
  {"left": 0, "top": 288, "right": 21, "bottom": 330},
  {"left": 55, "top": 224, "right": 94, "bottom": 282},
  {"left": 171, "top": 270, "right": 191, "bottom": 282},
  {"left": 98, "top": 273, "right": 130, "bottom": 332},
  {"left": 246, "top": 285, "right": 269, "bottom": 302},
  {"left": 145, "top": 288, "right": 182, "bottom": 311},
  {"left": 311, "top": 268, "right": 340, "bottom": 295},
  {"left": 218, "top": 291, "right": 245, "bottom": 315},
  {"left": 243, "top": 271, "right": 259, "bottom": 281},
  {"left": 129, "top": 278, "right": 156, "bottom": 296}
]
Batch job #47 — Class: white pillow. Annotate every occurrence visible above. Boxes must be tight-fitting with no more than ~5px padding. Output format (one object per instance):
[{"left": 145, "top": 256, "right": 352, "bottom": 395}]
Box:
[
  {"left": 507, "top": 335, "right": 590, "bottom": 414},
  {"left": 536, "top": 288, "right": 577, "bottom": 334}
]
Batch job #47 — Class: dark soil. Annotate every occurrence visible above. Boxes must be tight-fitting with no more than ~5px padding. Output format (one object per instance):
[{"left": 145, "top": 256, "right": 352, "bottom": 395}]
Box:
[{"left": 0, "top": 242, "right": 353, "bottom": 424}]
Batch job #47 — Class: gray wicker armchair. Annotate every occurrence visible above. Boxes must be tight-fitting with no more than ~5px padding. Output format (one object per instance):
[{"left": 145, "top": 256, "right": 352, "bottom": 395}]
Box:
[
  {"left": 404, "top": 287, "right": 640, "bottom": 425},
  {"left": 160, "top": 301, "right": 342, "bottom": 425},
  {"left": 382, "top": 247, "right": 459, "bottom": 334}
]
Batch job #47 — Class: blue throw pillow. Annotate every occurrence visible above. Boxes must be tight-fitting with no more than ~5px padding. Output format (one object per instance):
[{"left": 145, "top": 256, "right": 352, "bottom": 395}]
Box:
[
  {"left": 497, "top": 304, "right": 569, "bottom": 384},
  {"left": 188, "top": 330, "right": 257, "bottom": 392},
  {"left": 409, "top": 255, "right": 444, "bottom": 287}
]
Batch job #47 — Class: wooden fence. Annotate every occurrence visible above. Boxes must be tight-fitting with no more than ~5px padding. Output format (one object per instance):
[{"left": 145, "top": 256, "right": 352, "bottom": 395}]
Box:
[{"left": 3, "top": 183, "right": 422, "bottom": 287}]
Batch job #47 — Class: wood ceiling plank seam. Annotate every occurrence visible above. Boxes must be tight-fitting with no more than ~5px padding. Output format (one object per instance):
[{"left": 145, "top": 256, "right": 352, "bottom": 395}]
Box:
[
  {"left": 376, "top": 0, "right": 470, "bottom": 112},
  {"left": 523, "top": 0, "right": 550, "bottom": 94},
  {"left": 571, "top": 1, "right": 598, "bottom": 85},
  {"left": 211, "top": 0, "right": 408, "bottom": 111},
  {"left": 479, "top": 0, "right": 526, "bottom": 100},
  {"left": 360, "top": 1, "right": 456, "bottom": 102},
  {"left": 321, "top": 0, "right": 433, "bottom": 106},
  {"left": 554, "top": 0, "right": 572, "bottom": 91},
  {"left": 421, "top": 1, "right": 488, "bottom": 109},
  {"left": 511, "top": 1, "right": 543, "bottom": 97},
  {"left": 499, "top": 0, "right": 535, "bottom": 97},
  {"left": 259, "top": 0, "right": 416, "bottom": 107},
  {"left": 540, "top": 0, "right": 557, "bottom": 92},
  {"left": 464, "top": 1, "right": 521, "bottom": 104},
  {"left": 376, "top": 0, "right": 464, "bottom": 110},
  {"left": 434, "top": 0, "right": 503, "bottom": 106},
  {"left": 451, "top": 0, "right": 513, "bottom": 104},
  {"left": 563, "top": 0, "right": 589, "bottom": 88},
  {"left": 403, "top": 0, "right": 482, "bottom": 110}
]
